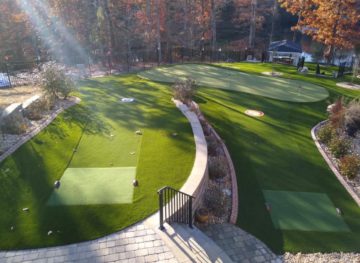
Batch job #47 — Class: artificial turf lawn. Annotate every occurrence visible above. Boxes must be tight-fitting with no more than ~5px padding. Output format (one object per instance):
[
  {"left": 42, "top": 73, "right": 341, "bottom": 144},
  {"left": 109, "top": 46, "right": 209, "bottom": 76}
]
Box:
[
  {"left": 263, "top": 191, "right": 349, "bottom": 232},
  {"left": 47, "top": 167, "right": 137, "bottom": 205},
  {"left": 0, "top": 75, "right": 195, "bottom": 249},
  {"left": 138, "top": 64, "right": 329, "bottom": 102},
  {"left": 143, "top": 62, "right": 360, "bottom": 253}
]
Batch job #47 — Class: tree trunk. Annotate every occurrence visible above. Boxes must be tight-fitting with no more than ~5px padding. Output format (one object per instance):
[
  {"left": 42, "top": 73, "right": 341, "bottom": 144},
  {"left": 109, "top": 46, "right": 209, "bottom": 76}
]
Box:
[
  {"left": 210, "top": 0, "right": 216, "bottom": 56},
  {"left": 103, "top": 0, "right": 115, "bottom": 54},
  {"left": 269, "top": 0, "right": 277, "bottom": 45},
  {"left": 155, "top": 0, "right": 162, "bottom": 64},
  {"left": 249, "top": 0, "right": 257, "bottom": 49}
]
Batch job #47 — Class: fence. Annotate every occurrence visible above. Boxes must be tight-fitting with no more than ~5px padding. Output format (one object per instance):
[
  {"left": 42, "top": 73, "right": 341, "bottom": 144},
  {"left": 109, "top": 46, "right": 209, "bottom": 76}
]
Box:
[
  {"left": 158, "top": 186, "right": 193, "bottom": 230},
  {"left": 0, "top": 46, "right": 353, "bottom": 89}
]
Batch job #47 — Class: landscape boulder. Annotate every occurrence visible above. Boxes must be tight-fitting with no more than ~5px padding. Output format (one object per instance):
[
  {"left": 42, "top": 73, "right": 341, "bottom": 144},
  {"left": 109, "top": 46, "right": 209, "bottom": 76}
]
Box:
[
  {"left": 22, "top": 95, "right": 43, "bottom": 120},
  {"left": 0, "top": 103, "right": 28, "bottom": 134}
]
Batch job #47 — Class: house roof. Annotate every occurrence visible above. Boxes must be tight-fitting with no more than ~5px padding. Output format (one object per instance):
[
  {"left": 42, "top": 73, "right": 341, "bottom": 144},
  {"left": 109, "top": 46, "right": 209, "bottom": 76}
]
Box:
[{"left": 269, "top": 40, "right": 302, "bottom": 53}]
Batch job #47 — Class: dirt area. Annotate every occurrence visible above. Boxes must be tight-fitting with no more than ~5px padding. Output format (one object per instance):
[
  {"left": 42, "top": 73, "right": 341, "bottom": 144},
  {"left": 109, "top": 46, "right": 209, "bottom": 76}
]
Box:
[{"left": 0, "top": 85, "right": 42, "bottom": 112}]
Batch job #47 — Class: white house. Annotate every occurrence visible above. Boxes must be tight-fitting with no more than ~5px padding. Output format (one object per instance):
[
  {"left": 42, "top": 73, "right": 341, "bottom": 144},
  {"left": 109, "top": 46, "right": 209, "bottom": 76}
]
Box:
[{"left": 268, "top": 40, "right": 302, "bottom": 66}]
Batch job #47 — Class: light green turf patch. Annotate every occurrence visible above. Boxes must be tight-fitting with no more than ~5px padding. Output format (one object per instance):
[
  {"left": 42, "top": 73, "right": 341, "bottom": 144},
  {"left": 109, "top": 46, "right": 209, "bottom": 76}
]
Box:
[
  {"left": 47, "top": 167, "right": 136, "bottom": 205},
  {"left": 138, "top": 64, "right": 329, "bottom": 102},
  {"left": 263, "top": 190, "right": 350, "bottom": 232}
]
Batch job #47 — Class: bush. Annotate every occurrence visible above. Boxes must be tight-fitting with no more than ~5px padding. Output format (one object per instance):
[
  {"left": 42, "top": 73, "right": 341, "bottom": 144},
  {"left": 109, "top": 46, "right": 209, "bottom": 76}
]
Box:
[
  {"left": 345, "top": 100, "right": 360, "bottom": 137},
  {"left": 317, "top": 123, "right": 335, "bottom": 145},
  {"left": 208, "top": 156, "right": 228, "bottom": 180},
  {"left": 172, "top": 78, "right": 196, "bottom": 104},
  {"left": 329, "top": 98, "right": 345, "bottom": 132},
  {"left": 339, "top": 154, "right": 360, "bottom": 179},
  {"left": 206, "top": 135, "right": 218, "bottom": 156},
  {"left": 40, "top": 62, "right": 75, "bottom": 99},
  {"left": 329, "top": 136, "right": 350, "bottom": 158},
  {"left": 203, "top": 184, "right": 226, "bottom": 217}
]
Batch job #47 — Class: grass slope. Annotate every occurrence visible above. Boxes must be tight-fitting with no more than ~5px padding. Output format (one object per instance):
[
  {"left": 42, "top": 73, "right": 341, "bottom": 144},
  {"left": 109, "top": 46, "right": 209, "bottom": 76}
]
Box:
[
  {"left": 0, "top": 75, "right": 195, "bottom": 249},
  {"left": 194, "top": 63, "right": 360, "bottom": 253},
  {"left": 138, "top": 64, "right": 329, "bottom": 102}
]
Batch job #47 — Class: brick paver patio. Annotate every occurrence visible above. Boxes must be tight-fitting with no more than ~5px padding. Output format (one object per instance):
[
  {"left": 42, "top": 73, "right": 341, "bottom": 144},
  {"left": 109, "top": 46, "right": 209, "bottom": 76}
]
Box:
[
  {"left": 0, "top": 221, "right": 177, "bottom": 263},
  {"left": 199, "top": 223, "right": 282, "bottom": 263}
]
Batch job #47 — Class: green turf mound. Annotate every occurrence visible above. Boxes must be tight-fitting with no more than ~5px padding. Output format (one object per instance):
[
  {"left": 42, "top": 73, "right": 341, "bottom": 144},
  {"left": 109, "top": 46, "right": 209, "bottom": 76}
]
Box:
[
  {"left": 138, "top": 64, "right": 329, "bottom": 102},
  {"left": 263, "top": 190, "right": 350, "bottom": 232},
  {"left": 47, "top": 167, "right": 136, "bottom": 205}
]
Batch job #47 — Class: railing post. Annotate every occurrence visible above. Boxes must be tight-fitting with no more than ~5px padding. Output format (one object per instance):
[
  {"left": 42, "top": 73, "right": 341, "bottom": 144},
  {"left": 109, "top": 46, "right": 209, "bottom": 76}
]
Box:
[
  {"left": 158, "top": 189, "right": 164, "bottom": 230},
  {"left": 5, "top": 63, "right": 12, "bottom": 88},
  {"left": 188, "top": 197, "right": 193, "bottom": 228}
]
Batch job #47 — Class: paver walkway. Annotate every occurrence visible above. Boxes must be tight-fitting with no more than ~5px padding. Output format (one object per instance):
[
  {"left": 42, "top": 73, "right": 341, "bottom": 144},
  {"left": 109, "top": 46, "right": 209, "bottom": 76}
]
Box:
[
  {"left": 198, "top": 223, "right": 281, "bottom": 263},
  {"left": 0, "top": 221, "right": 177, "bottom": 263}
]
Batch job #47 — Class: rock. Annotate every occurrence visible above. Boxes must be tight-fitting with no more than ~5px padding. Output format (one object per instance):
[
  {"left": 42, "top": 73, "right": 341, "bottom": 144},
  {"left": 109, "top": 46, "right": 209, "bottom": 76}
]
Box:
[
  {"left": 47, "top": 230, "right": 53, "bottom": 236},
  {"left": 172, "top": 133, "right": 178, "bottom": 137},
  {"left": 10, "top": 226, "right": 14, "bottom": 231},
  {"left": 22, "top": 208, "right": 29, "bottom": 212},
  {"left": 1, "top": 103, "right": 28, "bottom": 134},
  {"left": 121, "top": 98, "right": 135, "bottom": 103},
  {"left": 222, "top": 189, "right": 231, "bottom": 196},
  {"left": 300, "top": 67, "right": 309, "bottom": 74},
  {"left": 130, "top": 151, "right": 135, "bottom": 155},
  {"left": 327, "top": 104, "right": 335, "bottom": 113},
  {"left": 133, "top": 179, "right": 139, "bottom": 187},
  {"left": 135, "top": 130, "right": 142, "bottom": 135},
  {"left": 54, "top": 180, "right": 61, "bottom": 189},
  {"left": 336, "top": 207, "right": 342, "bottom": 215},
  {"left": 22, "top": 95, "right": 43, "bottom": 120}
]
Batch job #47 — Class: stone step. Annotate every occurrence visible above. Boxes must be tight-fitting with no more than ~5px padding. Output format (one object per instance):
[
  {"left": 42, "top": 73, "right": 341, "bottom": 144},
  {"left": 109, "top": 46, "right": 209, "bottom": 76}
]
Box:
[{"left": 145, "top": 214, "right": 233, "bottom": 263}]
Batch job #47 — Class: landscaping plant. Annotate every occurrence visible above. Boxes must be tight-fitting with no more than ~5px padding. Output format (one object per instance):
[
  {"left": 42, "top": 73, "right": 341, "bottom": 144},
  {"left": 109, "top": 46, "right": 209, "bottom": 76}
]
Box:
[
  {"left": 208, "top": 156, "right": 228, "bottom": 180},
  {"left": 317, "top": 123, "right": 335, "bottom": 145},
  {"left": 345, "top": 100, "right": 360, "bottom": 137},
  {"left": 172, "top": 78, "right": 196, "bottom": 105},
  {"left": 329, "top": 98, "right": 346, "bottom": 132},
  {"left": 204, "top": 184, "right": 226, "bottom": 217},
  {"left": 329, "top": 136, "right": 350, "bottom": 158},
  {"left": 40, "top": 62, "right": 75, "bottom": 100},
  {"left": 339, "top": 155, "right": 360, "bottom": 179}
]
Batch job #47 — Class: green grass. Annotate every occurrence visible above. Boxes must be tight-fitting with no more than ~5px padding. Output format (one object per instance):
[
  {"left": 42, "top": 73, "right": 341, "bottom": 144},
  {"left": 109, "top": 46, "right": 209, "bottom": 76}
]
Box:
[
  {"left": 263, "top": 191, "right": 349, "bottom": 232},
  {"left": 138, "top": 64, "right": 329, "bottom": 102},
  {"left": 143, "top": 62, "right": 360, "bottom": 253},
  {"left": 47, "top": 167, "right": 137, "bottom": 205},
  {"left": 0, "top": 75, "right": 195, "bottom": 249}
]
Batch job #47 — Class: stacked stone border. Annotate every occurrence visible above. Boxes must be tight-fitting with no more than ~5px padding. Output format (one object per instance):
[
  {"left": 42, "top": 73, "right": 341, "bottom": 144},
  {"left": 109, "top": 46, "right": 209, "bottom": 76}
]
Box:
[
  {"left": 0, "top": 96, "right": 81, "bottom": 163},
  {"left": 311, "top": 121, "right": 360, "bottom": 207},
  {"left": 190, "top": 101, "right": 238, "bottom": 224},
  {"left": 172, "top": 99, "right": 209, "bottom": 212}
]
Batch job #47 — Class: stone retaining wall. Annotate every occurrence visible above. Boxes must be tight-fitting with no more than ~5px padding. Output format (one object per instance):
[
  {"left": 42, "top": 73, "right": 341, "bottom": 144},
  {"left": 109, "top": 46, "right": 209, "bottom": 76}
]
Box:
[{"left": 173, "top": 99, "right": 209, "bottom": 212}]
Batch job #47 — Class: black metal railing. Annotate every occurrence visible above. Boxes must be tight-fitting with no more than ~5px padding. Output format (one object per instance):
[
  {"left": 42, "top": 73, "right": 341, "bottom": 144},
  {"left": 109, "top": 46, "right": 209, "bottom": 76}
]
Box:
[{"left": 158, "top": 186, "right": 193, "bottom": 230}]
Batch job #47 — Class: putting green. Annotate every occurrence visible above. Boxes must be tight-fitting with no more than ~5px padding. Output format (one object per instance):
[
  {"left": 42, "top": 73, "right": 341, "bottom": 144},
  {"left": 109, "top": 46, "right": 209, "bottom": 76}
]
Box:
[
  {"left": 263, "top": 190, "right": 350, "bottom": 232},
  {"left": 47, "top": 167, "right": 136, "bottom": 205},
  {"left": 138, "top": 64, "right": 329, "bottom": 102}
]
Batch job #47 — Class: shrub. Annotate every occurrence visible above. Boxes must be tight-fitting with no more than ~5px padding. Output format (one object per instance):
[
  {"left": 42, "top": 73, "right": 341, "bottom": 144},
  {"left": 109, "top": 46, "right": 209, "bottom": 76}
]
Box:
[
  {"left": 329, "top": 136, "right": 350, "bottom": 158},
  {"left": 206, "top": 135, "right": 218, "bottom": 156},
  {"left": 339, "top": 154, "right": 360, "bottom": 179},
  {"left": 329, "top": 98, "right": 345, "bottom": 132},
  {"left": 172, "top": 78, "right": 196, "bottom": 104},
  {"left": 317, "top": 123, "right": 335, "bottom": 145},
  {"left": 203, "top": 184, "right": 226, "bottom": 217},
  {"left": 40, "top": 62, "right": 75, "bottom": 99},
  {"left": 208, "top": 156, "right": 228, "bottom": 180},
  {"left": 345, "top": 100, "right": 360, "bottom": 137}
]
